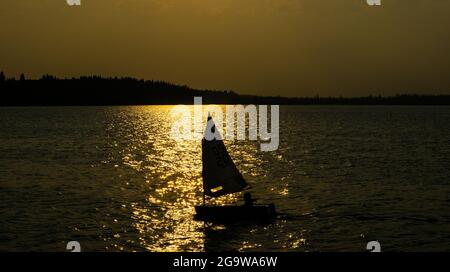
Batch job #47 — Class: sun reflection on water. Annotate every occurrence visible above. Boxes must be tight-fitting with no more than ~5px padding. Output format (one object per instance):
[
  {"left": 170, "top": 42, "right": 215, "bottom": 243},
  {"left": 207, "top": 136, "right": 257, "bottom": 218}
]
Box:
[{"left": 104, "top": 105, "right": 299, "bottom": 251}]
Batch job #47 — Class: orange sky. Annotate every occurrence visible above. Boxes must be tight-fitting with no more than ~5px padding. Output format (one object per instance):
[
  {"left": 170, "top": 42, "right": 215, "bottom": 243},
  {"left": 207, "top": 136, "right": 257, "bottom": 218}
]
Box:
[{"left": 1, "top": 0, "right": 450, "bottom": 96}]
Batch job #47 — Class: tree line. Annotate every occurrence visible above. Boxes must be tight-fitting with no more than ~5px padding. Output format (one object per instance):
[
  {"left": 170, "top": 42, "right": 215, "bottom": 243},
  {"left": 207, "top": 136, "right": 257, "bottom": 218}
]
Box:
[{"left": 1, "top": 72, "right": 449, "bottom": 105}]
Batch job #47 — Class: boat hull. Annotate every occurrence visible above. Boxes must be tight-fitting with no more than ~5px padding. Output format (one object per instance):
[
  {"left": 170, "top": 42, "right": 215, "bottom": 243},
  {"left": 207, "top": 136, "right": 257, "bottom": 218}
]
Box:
[{"left": 194, "top": 204, "right": 276, "bottom": 223}]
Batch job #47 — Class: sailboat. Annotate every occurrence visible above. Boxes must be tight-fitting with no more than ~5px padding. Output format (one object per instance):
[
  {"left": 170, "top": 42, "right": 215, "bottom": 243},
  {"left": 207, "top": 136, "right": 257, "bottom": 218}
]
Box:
[{"left": 194, "top": 115, "right": 277, "bottom": 223}]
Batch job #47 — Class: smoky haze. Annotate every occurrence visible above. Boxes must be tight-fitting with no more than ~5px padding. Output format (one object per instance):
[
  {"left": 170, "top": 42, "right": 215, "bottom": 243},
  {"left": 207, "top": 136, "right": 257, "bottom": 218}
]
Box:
[{"left": 1, "top": 0, "right": 449, "bottom": 96}]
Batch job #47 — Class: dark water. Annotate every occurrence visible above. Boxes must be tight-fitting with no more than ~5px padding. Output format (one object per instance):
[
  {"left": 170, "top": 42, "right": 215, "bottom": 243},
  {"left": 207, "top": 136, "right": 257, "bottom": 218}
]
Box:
[{"left": 0, "top": 106, "right": 449, "bottom": 252}]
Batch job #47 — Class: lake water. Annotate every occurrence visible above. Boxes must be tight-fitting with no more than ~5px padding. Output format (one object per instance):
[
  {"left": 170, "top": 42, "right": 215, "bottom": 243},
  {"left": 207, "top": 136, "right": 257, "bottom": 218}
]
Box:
[{"left": 0, "top": 106, "right": 449, "bottom": 252}]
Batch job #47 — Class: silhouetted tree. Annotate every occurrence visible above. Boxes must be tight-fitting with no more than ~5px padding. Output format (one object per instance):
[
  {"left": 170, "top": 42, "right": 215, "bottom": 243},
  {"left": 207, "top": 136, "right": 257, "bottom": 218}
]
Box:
[
  {"left": 20, "top": 73, "right": 25, "bottom": 81},
  {"left": 0, "top": 71, "right": 5, "bottom": 82}
]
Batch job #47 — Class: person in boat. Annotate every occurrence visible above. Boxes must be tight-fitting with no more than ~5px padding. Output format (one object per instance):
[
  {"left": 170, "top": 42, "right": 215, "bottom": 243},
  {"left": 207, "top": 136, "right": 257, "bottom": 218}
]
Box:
[{"left": 243, "top": 192, "right": 256, "bottom": 206}]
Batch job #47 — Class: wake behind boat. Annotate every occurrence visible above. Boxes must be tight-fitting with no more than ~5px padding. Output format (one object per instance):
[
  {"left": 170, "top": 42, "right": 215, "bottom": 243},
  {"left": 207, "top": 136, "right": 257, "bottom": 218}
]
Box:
[{"left": 194, "top": 115, "right": 277, "bottom": 223}]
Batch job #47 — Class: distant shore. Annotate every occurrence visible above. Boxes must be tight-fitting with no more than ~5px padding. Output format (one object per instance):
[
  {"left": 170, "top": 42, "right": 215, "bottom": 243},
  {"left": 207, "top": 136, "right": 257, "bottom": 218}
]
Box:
[{"left": 1, "top": 74, "right": 449, "bottom": 106}]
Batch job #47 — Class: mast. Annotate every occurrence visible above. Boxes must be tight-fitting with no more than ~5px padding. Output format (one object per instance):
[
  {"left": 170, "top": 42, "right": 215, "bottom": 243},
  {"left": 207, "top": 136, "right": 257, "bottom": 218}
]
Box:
[{"left": 203, "top": 190, "right": 205, "bottom": 206}]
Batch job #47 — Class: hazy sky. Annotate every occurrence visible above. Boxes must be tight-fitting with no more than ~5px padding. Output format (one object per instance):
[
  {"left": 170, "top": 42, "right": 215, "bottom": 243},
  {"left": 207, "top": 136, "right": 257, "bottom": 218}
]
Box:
[{"left": 1, "top": 0, "right": 450, "bottom": 96}]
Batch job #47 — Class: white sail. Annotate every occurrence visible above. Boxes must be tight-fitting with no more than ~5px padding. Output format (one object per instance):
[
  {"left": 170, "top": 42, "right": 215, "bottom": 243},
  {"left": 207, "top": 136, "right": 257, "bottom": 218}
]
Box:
[{"left": 202, "top": 116, "right": 248, "bottom": 197}]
